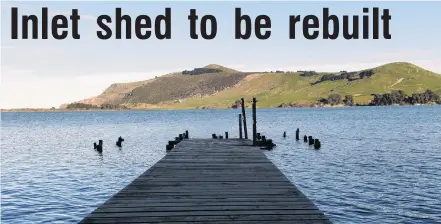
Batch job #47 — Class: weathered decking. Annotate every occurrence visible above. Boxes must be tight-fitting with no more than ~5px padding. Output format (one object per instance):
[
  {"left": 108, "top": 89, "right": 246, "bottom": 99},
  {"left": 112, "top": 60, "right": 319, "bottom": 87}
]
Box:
[{"left": 80, "top": 139, "right": 332, "bottom": 223}]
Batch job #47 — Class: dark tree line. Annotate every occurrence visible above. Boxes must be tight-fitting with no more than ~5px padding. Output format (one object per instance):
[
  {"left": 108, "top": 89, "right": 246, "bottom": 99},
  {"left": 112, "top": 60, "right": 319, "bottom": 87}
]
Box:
[
  {"left": 299, "top": 71, "right": 318, "bottom": 77},
  {"left": 359, "top": 70, "right": 375, "bottom": 79},
  {"left": 370, "top": 90, "right": 440, "bottom": 106},
  {"left": 101, "top": 104, "right": 128, "bottom": 109},
  {"left": 266, "top": 70, "right": 294, "bottom": 73},
  {"left": 318, "top": 94, "right": 355, "bottom": 106},
  {"left": 312, "top": 70, "right": 375, "bottom": 85},
  {"left": 66, "top": 103, "right": 127, "bottom": 110},
  {"left": 182, "top": 68, "right": 223, "bottom": 75},
  {"left": 66, "top": 103, "right": 99, "bottom": 109},
  {"left": 317, "top": 90, "right": 440, "bottom": 107}
]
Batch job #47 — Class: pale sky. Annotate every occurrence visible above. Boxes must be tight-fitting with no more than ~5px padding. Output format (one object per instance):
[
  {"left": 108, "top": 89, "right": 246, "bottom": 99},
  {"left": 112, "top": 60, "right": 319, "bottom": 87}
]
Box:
[{"left": 1, "top": 1, "right": 441, "bottom": 108}]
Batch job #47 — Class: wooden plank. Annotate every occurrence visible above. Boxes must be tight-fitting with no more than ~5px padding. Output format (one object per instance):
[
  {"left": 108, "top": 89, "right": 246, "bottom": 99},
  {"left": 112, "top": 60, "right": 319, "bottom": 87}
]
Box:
[
  {"left": 104, "top": 197, "right": 314, "bottom": 204},
  {"left": 82, "top": 221, "right": 330, "bottom": 224},
  {"left": 108, "top": 195, "right": 308, "bottom": 200},
  {"left": 101, "top": 201, "right": 317, "bottom": 207},
  {"left": 92, "top": 205, "right": 319, "bottom": 213},
  {"left": 80, "top": 139, "right": 332, "bottom": 223},
  {"left": 88, "top": 209, "right": 325, "bottom": 218},
  {"left": 81, "top": 215, "right": 331, "bottom": 223}
]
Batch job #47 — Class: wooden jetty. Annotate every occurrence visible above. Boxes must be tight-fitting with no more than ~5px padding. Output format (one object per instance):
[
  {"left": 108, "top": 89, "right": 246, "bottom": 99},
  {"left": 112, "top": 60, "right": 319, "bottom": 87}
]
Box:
[{"left": 80, "top": 138, "right": 332, "bottom": 223}]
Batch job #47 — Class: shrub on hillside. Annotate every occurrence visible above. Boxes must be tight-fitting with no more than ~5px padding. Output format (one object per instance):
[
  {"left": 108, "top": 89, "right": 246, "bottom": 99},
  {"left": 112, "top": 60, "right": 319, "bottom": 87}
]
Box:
[
  {"left": 66, "top": 103, "right": 99, "bottom": 109},
  {"left": 319, "top": 94, "right": 342, "bottom": 105},
  {"left": 299, "top": 71, "right": 318, "bottom": 77},
  {"left": 311, "top": 70, "right": 375, "bottom": 85},
  {"left": 182, "top": 68, "right": 223, "bottom": 75},
  {"left": 343, "top": 95, "right": 354, "bottom": 106}
]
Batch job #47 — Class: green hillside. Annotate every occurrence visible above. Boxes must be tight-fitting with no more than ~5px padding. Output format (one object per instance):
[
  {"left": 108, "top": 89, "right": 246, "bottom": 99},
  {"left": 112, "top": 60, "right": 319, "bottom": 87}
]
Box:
[
  {"left": 66, "top": 62, "right": 441, "bottom": 109},
  {"left": 164, "top": 62, "right": 441, "bottom": 109}
]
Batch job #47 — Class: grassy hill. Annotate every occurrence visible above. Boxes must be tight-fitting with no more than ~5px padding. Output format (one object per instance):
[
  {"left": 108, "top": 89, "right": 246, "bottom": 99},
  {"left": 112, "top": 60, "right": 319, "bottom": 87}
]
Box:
[
  {"left": 65, "top": 62, "right": 441, "bottom": 109},
  {"left": 119, "top": 71, "right": 247, "bottom": 105}
]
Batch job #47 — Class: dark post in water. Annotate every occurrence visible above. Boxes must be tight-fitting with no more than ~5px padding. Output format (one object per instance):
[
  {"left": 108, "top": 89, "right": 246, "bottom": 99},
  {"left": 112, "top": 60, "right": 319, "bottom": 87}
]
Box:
[
  {"left": 314, "top": 139, "right": 321, "bottom": 149},
  {"left": 116, "top": 136, "right": 124, "bottom": 147},
  {"left": 241, "top": 98, "right": 248, "bottom": 139},
  {"left": 308, "top": 136, "right": 314, "bottom": 145},
  {"left": 239, "top": 114, "right": 243, "bottom": 139},
  {"left": 94, "top": 140, "right": 103, "bottom": 153},
  {"left": 296, "top": 128, "right": 300, "bottom": 141},
  {"left": 225, "top": 132, "right": 229, "bottom": 139},
  {"left": 252, "top": 97, "right": 257, "bottom": 146},
  {"left": 185, "top": 130, "right": 189, "bottom": 139}
]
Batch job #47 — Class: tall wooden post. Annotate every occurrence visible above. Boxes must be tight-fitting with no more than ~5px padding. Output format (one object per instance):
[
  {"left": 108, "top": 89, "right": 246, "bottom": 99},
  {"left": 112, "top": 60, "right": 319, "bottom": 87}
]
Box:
[
  {"left": 252, "top": 97, "right": 257, "bottom": 146},
  {"left": 239, "top": 114, "right": 243, "bottom": 139},
  {"left": 241, "top": 98, "right": 248, "bottom": 139}
]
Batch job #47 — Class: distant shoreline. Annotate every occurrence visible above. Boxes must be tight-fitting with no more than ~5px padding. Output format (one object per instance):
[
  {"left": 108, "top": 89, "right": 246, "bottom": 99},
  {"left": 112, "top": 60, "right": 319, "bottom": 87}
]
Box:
[{"left": 2, "top": 103, "right": 439, "bottom": 112}]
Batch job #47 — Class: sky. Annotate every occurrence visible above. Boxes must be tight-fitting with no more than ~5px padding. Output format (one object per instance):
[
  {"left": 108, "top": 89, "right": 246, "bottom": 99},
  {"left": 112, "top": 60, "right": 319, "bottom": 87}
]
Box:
[{"left": 1, "top": 1, "right": 441, "bottom": 108}]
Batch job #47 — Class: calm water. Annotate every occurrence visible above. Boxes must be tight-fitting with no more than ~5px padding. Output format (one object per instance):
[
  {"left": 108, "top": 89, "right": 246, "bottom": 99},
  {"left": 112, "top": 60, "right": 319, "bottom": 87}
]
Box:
[{"left": 1, "top": 106, "right": 441, "bottom": 223}]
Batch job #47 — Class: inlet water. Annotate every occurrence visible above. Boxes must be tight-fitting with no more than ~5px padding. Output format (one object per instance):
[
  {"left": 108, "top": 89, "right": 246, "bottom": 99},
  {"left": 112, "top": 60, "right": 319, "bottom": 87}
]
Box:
[{"left": 1, "top": 106, "right": 440, "bottom": 223}]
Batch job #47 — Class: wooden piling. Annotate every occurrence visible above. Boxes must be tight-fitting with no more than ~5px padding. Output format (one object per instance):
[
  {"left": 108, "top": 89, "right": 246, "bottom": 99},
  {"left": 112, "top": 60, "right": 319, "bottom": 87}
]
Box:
[
  {"left": 304, "top": 135, "right": 307, "bottom": 142},
  {"left": 266, "top": 139, "right": 276, "bottom": 150},
  {"left": 185, "top": 130, "right": 189, "bottom": 139},
  {"left": 95, "top": 140, "right": 103, "bottom": 152},
  {"left": 116, "top": 136, "right": 124, "bottom": 147},
  {"left": 314, "top": 139, "right": 321, "bottom": 149},
  {"left": 257, "top": 133, "right": 261, "bottom": 140},
  {"left": 179, "top": 134, "right": 184, "bottom": 140},
  {"left": 241, "top": 98, "right": 248, "bottom": 139},
  {"left": 308, "top": 136, "right": 314, "bottom": 145},
  {"left": 225, "top": 132, "right": 229, "bottom": 139},
  {"left": 283, "top": 131, "right": 286, "bottom": 138},
  {"left": 296, "top": 128, "right": 300, "bottom": 141},
  {"left": 238, "top": 114, "right": 243, "bottom": 139},
  {"left": 252, "top": 97, "right": 257, "bottom": 146}
]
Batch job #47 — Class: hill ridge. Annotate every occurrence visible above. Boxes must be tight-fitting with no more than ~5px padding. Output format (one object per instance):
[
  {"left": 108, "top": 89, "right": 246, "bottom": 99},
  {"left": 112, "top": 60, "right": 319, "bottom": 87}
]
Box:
[{"left": 62, "top": 62, "right": 441, "bottom": 109}]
